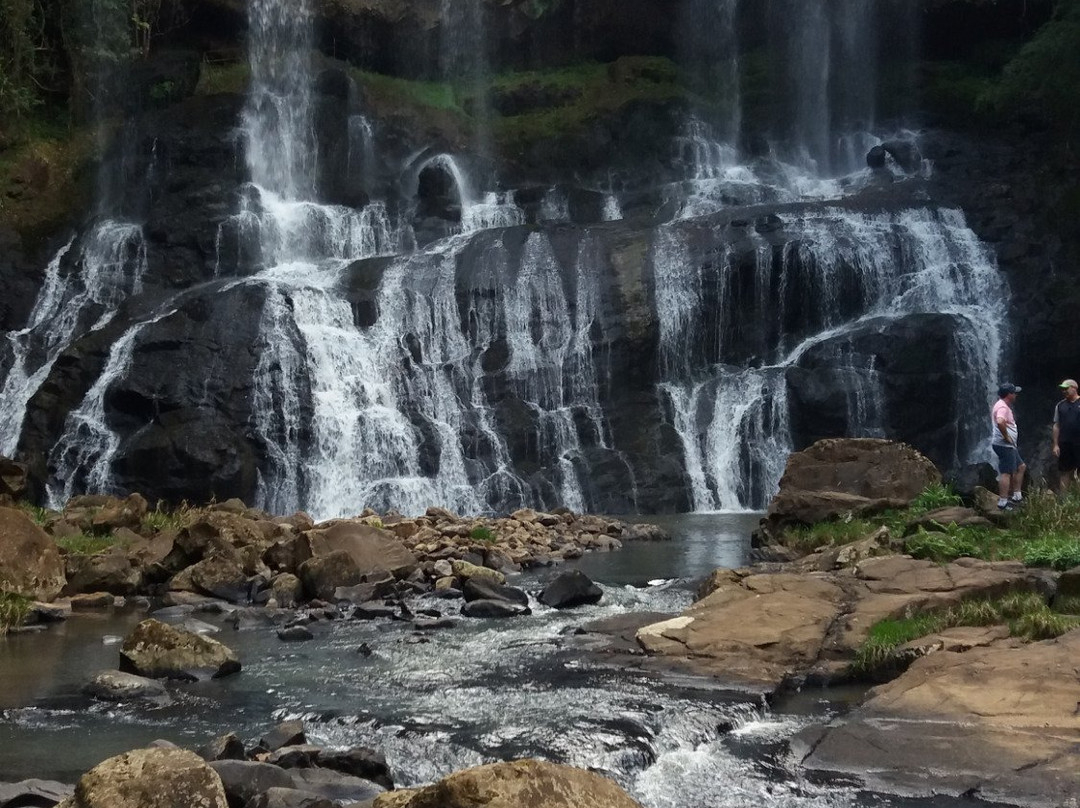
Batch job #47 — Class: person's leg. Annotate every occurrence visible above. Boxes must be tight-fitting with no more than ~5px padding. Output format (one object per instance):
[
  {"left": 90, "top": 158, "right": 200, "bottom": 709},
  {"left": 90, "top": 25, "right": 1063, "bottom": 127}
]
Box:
[
  {"left": 993, "top": 445, "right": 1013, "bottom": 507},
  {"left": 1011, "top": 462, "right": 1026, "bottom": 499}
]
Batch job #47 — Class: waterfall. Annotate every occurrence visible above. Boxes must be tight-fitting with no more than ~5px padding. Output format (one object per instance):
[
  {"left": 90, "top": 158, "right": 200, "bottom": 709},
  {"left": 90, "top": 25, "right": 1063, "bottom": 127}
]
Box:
[
  {"left": 243, "top": 0, "right": 315, "bottom": 199},
  {"left": 0, "top": 222, "right": 147, "bottom": 457},
  {"left": 655, "top": 206, "right": 1005, "bottom": 511},
  {"left": 439, "top": 0, "right": 492, "bottom": 164},
  {"left": 46, "top": 309, "right": 173, "bottom": 507},
  {"left": 680, "top": 0, "right": 741, "bottom": 147}
]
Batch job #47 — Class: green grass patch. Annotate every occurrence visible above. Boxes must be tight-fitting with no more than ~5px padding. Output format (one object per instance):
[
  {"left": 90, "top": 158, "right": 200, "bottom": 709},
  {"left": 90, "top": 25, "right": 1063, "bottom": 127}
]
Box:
[
  {"left": 55, "top": 532, "right": 123, "bottom": 555},
  {"left": 907, "top": 482, "right": 963, "bottom": 515},
  {"left": 357, "top": 70, "right": 461, "bottom": 112},
  {"left": 0, "top": 592, "right": 32, "bottom": 635},
  {"left": 140, "top": 502, "right": 202, "bottom": 534},
  {"left": 782, "top": 517, "right": 883, "bottom": 554},
  {"left": 16, "top": 501, "right": 50, "bottom": 526},
  {"left": 469, "top": 525, "right": 497, "bottom": 543},
  {"left": 854, "top": 591, "right": 1079, "bottom": 673}
]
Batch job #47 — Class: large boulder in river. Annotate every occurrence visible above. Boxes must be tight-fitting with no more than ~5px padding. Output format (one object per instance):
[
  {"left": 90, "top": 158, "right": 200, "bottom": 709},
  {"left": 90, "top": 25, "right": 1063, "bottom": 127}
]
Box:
[
  {"left": 120, "top": 618, "right": 241, "bottom": 680},
  {"left": 57, "top": 747, "right": 228, "bottom": 808},
  {"left": 796, "top": 629, "right": 1080, "bottom": 806},
  {"left": 299, "top": 521, "right": 417, "bottom": 579},
  {"left": 0, "top": 506, "right": 66, "bottom": 601},
  {"left": 64, "top": 547, "right": 141, "bottom": 595},
  {"left": 371, "top": 759, "right": 643, "bottom": 808},
  {"left": 538, "top": 571, "right": 603, "bottom": 609},
  {"left": 764, "top": 438, "right": 940, "bottom": 533}
]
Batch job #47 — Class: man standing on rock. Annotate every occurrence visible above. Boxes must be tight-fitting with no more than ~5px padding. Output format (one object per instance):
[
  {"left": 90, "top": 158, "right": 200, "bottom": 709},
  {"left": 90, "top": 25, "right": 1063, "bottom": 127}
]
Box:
[
  {"left": 1052, "top": 379, "right": 1080, "bottom": 493},
  {"left": 992, "top": 383, "right": 1025, "bottom": 511}
]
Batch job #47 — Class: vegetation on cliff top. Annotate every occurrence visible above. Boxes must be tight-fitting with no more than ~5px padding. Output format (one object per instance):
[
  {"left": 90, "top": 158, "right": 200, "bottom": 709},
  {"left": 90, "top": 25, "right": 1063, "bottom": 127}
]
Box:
[{"left": 784, "top": 484, "right": 1080, "bottom": 572}]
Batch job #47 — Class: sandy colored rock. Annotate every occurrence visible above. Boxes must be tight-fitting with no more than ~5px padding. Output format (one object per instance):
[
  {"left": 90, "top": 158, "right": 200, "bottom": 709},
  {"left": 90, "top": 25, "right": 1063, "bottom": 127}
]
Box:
[
  {"left": 373, "top": 759, "right": 642, "bottom": 808},
  {"left": 450, "top": 560, "right": 505, "bottom": 585},
  {"left": 0, "top": 506, "right": 66, "bottom": 601},
  {"left": 64, "top": 747, "right": 227, "bottom": 808},
  {"left": 301, "top": 521, "right": 417, "bottom": 579},
  {"left": 120, "top": 618, "right": 241, "bottom": 680}
]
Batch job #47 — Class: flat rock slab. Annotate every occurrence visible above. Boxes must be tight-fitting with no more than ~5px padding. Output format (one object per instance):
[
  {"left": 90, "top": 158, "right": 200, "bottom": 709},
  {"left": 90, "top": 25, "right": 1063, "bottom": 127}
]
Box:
[
  {"left": 636, "top": 556, "right": 1039, "bottom": 693},
  {"left": 796, "top": 628, "right": 1080, "bottom": 806}
]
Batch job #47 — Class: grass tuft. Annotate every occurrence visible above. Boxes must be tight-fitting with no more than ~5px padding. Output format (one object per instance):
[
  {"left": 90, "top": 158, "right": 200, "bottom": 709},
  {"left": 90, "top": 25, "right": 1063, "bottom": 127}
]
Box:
[
  {"left": 55, "top": 532, "right": 122, "bottom": 555},
  {"left": 0, "top": 592, "right": 32, "bottom": 635},
  {"left": 469, "top": 525, "right": 497, "bottom": 543}
]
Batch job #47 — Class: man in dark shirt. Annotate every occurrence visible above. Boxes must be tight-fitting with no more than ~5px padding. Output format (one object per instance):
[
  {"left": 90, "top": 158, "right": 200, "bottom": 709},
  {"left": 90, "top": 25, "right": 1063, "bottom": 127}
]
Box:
[{"left": 1052, "top": 379, "right": 1080, "bottom": 493}]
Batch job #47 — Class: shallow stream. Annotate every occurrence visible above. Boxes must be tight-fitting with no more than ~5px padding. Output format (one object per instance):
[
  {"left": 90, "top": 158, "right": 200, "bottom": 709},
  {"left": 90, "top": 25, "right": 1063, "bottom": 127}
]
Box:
[{"left": 0, "top": 514, "right": 993, "bottom": 807}]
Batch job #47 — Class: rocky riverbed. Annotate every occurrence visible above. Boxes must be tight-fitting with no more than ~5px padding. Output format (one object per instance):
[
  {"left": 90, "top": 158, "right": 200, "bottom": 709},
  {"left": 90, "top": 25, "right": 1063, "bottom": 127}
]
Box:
[{"left": 4, "top": 440, "right": 1080, "bottom": 807}]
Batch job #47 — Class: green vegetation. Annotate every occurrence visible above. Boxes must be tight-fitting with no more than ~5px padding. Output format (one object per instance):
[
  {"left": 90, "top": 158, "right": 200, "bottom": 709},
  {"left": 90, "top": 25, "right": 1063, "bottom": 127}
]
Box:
[
  {"left": 855, "top": 590, "right": 1080, "bottom": 673},
  {"left": 16, "top": 501, "right": 50, "bottom": 526},
  {"left": 0, "top": 592, "right": 32, "bottom": 635},
  {"left": 195, "top": 60, "right": 251, "bottom": 97},
  {"left": 783, "top": 484, "right": 1080, "bottom": 572},
  {"left": 140, "top": 501, "right": 201, "bottom": 533},
  {"left": 469, "top": 525, "right": 497, "bottom": 543},
  {"left": 491, "top": 57, "right": 686, "bottom": 145},
  {"left": 55, "top": 531, "right": 123, "bottom": 555}
]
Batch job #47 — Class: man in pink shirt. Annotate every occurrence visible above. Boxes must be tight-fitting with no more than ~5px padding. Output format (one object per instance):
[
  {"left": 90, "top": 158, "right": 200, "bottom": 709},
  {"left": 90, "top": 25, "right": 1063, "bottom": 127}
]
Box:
[{"left": 991, "top": 383, "right": 1025, "bottom": 511}]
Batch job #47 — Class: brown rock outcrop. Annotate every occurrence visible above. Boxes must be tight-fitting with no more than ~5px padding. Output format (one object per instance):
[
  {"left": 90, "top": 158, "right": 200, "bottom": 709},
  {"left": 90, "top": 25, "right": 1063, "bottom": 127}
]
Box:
[
  {"left": 371, "top": 759, "right": 643, "bottom": 808},
  {"left": 0, "top": 506, "right": 66, "bottom": 601},
  {"left": 300, "top": 521, "right": 417, "bottom": 579}
]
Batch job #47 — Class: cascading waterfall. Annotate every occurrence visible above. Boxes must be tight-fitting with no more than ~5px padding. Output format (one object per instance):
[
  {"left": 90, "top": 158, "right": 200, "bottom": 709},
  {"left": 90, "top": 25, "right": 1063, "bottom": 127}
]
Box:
[
  {"left": 46, "top": 308, "right": 173, "bottom": 506},
  {"left": 0, "top": 222, "right": 147, "bottom": 457},
  {"left": 770, "top": 0, "right": 891, "bottom": 175},
  {"left": 244, "top": 0, "right": 315, "bottom": 198},
  {"left": 655, "top": 206, "right": 1005, "bottom": 511}
]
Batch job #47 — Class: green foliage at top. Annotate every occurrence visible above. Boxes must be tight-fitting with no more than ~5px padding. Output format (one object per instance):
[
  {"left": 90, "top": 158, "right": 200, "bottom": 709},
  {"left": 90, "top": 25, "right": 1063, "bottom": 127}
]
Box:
[
  {"left": 0, "top": 592, "right": 32, "bottom": 635},
  {"left": 854, "top": 590, "right": 1080, "bottom": 673},
  {"left": 978, "top": 0, "right": 1080, "bottom": 137},
  {"left": 354, "top": 69, "right": 462, "bottom": 113}
]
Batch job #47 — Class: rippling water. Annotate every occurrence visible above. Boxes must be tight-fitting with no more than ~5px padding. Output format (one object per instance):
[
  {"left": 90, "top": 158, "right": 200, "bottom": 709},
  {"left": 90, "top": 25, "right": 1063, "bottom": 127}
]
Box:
[{"left": 0, "top": 515, "right": 995, "bottom": 807}]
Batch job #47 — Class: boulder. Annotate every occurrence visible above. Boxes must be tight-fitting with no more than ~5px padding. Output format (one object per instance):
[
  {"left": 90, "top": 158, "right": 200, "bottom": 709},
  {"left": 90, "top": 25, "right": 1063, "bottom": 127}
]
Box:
[
  {"left": 83, "top": 670, "right": 171, "bottom": 704},
  {"left": 91, "top": 494, "right": 149, "bottom": 533},
  {"left": 187, "top": 554, "right": 253, "bottom": 603},
  {"left": 765, "top": 439, "right": 940, "bottom": 533},
  {"left": 450, "top": 560, "right": 505, "bottom": 586},
  {"left": 209, "top": 760, "right": 294, "bottom": 807},
  {"left": 0, "top": 778, "right": 73, "bottom": 808},
  {"left": 300, "top": 522, "right": 417, "bottom": 579},
  {"left": 538, "top": 571, "right": 603, "bottom": 609},
  {"left": 120, "top": 618, "right": 241, "bottom": 680},
  {"left": 319, "top": 748, "right": 392, "bottom": 790},
  {"left": 278, "top": 625, "right": 314, "bottom": 641},
  {"left": 63, "top": 548, "right": 141, "bottom": 596},
  {"left": 0, "top": 507, "right": 66, "bottom": 601},
  {"left": 461, "top": 578, "right": 529, "bottom": 606},
  {"left": 370, "top": 759, "right": 643, "bottom": 808},
  {"left": 298, "top": 550, "right": 362, "bottom": 601},
  {"left": 287, "top": 768, "right": 384, "bottom": 802},
  {"left": 200, "top": 733, "right": 247, "bottom": 762},
  {"left": 62, "top": 748, "right": 228, "bottom": 808},
  {"left": 260, "top": 720, "right": 306, "bottom": 752}
]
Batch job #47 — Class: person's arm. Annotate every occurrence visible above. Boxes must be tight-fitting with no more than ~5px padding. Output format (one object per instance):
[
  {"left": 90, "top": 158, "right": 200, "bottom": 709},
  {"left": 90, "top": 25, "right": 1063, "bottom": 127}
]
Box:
[
  {"left": 1053, "top": 422, "right": 1061, "bottom": 456},
  {"left": 1053, "top": 403, "right": 1061, "bottom": 456},
  {"left": 997, "top": 414, "right": 1012, "bottom": 444}
]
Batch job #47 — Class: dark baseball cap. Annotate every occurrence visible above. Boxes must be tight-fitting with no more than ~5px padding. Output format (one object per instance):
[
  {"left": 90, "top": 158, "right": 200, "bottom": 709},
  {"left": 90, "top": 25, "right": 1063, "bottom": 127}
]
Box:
[{"left": 998, "top": 383, "right": 1022, "bottom": 397}]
